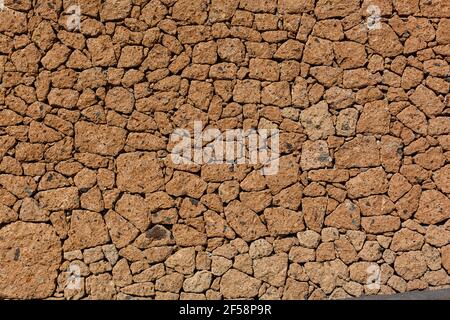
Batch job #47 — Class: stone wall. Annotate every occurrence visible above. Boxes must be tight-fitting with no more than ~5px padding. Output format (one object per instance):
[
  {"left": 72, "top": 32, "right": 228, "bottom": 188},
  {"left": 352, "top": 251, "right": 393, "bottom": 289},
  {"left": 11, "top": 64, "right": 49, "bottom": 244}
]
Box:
[{"left": 0, "top": 0, "right": 449, "bottom": 300}]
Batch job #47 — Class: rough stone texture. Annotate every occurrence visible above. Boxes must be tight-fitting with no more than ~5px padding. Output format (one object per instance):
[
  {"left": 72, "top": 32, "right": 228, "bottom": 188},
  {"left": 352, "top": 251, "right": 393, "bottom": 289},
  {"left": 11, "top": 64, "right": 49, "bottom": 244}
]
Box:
[
  {"left": 220, "top": 269, "right": 261, "bottom": 299},
  {"left": 394, "top": 251, "right": 428, "bottom": 280},
  {"left": 253, "top": 254, "right": 288, "bottom": 287},
  {"left": 415, "top": 190, "right": 450, "bottom": 225},
  {"left": 225, "top": 201, "right": 268, "bottom": 241},
  {"left": 0, "top": 222, "right": 61, "bottom": 299},
  {"left": 335, "top": 136, "right": 380, "bottom": 169},
  {"left": 64, "top": 210, "right": 110, "bottom": 251},
  {"left": 346, "top": 168, "right": 389, "bottom": 199},
  {"left": 117, "top": 152, "right": 164, "bottom": 194},
  {"left": 0, "top": 0, "right": 448, "bottom": 301}
]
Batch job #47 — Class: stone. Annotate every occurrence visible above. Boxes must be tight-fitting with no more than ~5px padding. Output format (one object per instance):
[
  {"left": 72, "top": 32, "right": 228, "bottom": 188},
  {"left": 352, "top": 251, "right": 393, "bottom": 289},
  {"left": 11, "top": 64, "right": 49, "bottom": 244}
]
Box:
[
  {"left": 315, "top": 0, "right": 360, "bottom": 19},
  {"left": 369, "top": 23, "right": 403, "bottom": 57},
  {"left": 391, "top": 229, "right": 424, "bottom": 252},
  {"left": 86, "top": 273, "right": 116, "bottom": 299},
  {"left": 442, "top": 245, "right": 450, "bottom": 273},
  {"left": 105, "top": 210, "right": 139, "bottom": 249},
  {"left": 141, "top": 0, "right": 167, "bottom": 26},
  {"left": 115, "top": 194, "right": 151, "bottom": 232},
  {"left": 402, "top": 67, "right": 424, "bottom": 90},
  {"left": 346, "top": 168, "right": 389, "bottom": 199},
  {"left": 296, "top": 231, "right": 320, "bottom": 250},
  {"left": 336, "top": 108, "right": 358, "bottom": 137},
  {"left": 0, "top": 175, "right": 36, "bottom": 199},
  {"left": 188, "top": 81, "right": 214, "bottom": 110},
  {"left": 388, "top": 174, "right": 412, "bottom": 202},
  {"left": 313, "top": 20, "right": 344, "bottom": 41},
  {"left": 165, "top": 247, "right": 196, "bottom": 275},
  {"left": 308, "top": 169, "right": 349, "bottom": 183},
  {"left": 19, "top": 197, "right": 49, "bottom": 222},
  {"left": 204, "top": 210, "right": 235, "bottom": 239},
  {"left": 64, "top": 210, "right": 110, "bottom": 251},
  {"left": 0, "top": 9, "right": 27, "bottom": 34},
  {"left": 166, "top": 171, "right": 207, "bottom": 199},
  {"left": 325, "top": 200, "right": 361, "bottom": 230},
  {"left": 29, "top": 121, "right": 63, "bottom": 143},
  {"left": 183, "top": 271, "right": 212, "bottom": 293},
  {"left": 105, "top": 87, "right": 135, "bottom": 114},
  {"left": 193, "top": 41, "right": 217, "bottom": 65},
  {"left": 304, "top": 261, "right": 346, "bottom": 294},
  {"left": 0, "top": 203, "right": 17, "bottom": 224},
  {"left": 265, "top": 155, "right": 299, "bottom": 195},
  {"left": 211, "top": 256, "right": 233, "bottom": 276},
  {"left": 437, "top": 19, "right": 450, "bottom": 44},
  {"left": 300, "top": 140, "right": 332, "bottom": 171},
  {"left": 220, "top": 269, "right": 261, "bottom": 299},
  {"left": 361, "top": 216, "right": 401, "bottom": 234},
  {"left": 409, "top": 85, "right": 445, "bottom": 117},
  {"left": 414, "top": 147, "right": 445, "bottom": 171},
  {"left": 415, "top": 190, "right": 450, "bottom": 225},
  {"left": 300, "top": 102, "right": 335, "bottom": 140},
  {"left": 264, "top": 207, "right": 305, "bottom": 236},
  {"left": 224, "top": 201, "right": 268, "bottom": 241},
  {"left": 121, "top": 283, "right": 155, "bottom": 297},
  {"left": 278, "top": 0, "right": 315, "bottom": 14},
  {"left": 0, "top": 222, "right": 61, "bottom": 299},
  {"left": 357, "top": 101, "right": 390, "bottom": 135},
  {"left": 394, "top": 0, "right": 419, "bottom": 15},
  {"left": 425, "top": 225, "right": 450, "bottom": 248},
  {"left": 155, "top": 273, "right": 184, "bottom": 293},
  {"left": 314, "top": 243, "right": 336, "bottom": 263},
  {"left": 239, "top": 0, "right": 277, "bottom": 13},
  {"left": 333, "top": 42, "right": 367, "bottom": 69},
  {"left": 75, "top": 122, "right": 126, "bottom": 156},
  {"left": 145, "top": 45, "right": 171, "bottom": 70},
  {"left": 321, "top": 227, "right": 339, "bottom": 242},
  {"left": 117, "top": 152, "right": 164, "bottom": 194},
  {"left": 433, "top": 165, "right": 450, "bottom": 194},
  {"left": 217, "top": 38, "right": 245, "bottom": 64},
  {"left": 173, "top": 0, "right": 208, "bottom": 24},
  {"left": 1, "top": 0, "right": 449, "bottom": 301},
  {"left": 100, "top": 0, "right": 132, "bottom": 21},
  {"left": 343, "top": 68, "right": 376, "bottom": 89},
  {"left": 303, "top": 37, "right": 334, "bottom": 66},
  {"left": 289, "top": 246, "right": 315, "bottom": 263},
  {"left": 429, "top": 117, "right": 450, "bottom": 136},
  {"left": 335, "top": 136, "right": 380, "bottom": 169},
  {"left": 394, "top": 251, "right": 427, "bottom": 280},
  {"left": 209, "top": 0, "right": 240, "bottom": 22},
  {"left": 273, "top": 184, "right": 303, "bottom": 211},
  {"left": 249, "top": 239, "right": 273, "bottom": 259},
  {"left": 249, "top": 59, "right": 279, "bottom": 81},
  {"left": 335, "top": 238, "right": 358, "bottom": 264},
  {"left": 282, "top": 279, "right": 309, "bottom": 300},
  {"left": 172, "top": 224, "right": 207, "bottom": 247},
  {"left": 380, "top": 136, "right": 403, "bottom": 173},
  {"left": 261, "top": 81, "right": 291, "bottom": 107},
  {"left": 396, "top": 106, "right": 428, "bottom": 135},
  {"left": 274, "top": 40, "right": 304, "bottom": 60},
  {"left": 86, "top": 35, "right": 117, "bottom": 66},
  {"left": 37, "top": 187, "right": 79, "bottom": 211},
  {"left": 349, "top": 262, "right": 375, "bottom": 284},
  {"left": 311, "top": 67, "right": 344, "bottom": 88},
  {"left": 41, "top": 44, "right": 71, "bottom": 70},
  {"left": 357, "top": 195, "right": 395, "bottom": 216},
  {"left": 11, "top": 44, "right": 41, "bottom": 73},
  {"left": 253, "top": 254, "right": 288, "bottom": 287},
  {"left": 420, "top": 0, "right": 450, "bottom": 18}
]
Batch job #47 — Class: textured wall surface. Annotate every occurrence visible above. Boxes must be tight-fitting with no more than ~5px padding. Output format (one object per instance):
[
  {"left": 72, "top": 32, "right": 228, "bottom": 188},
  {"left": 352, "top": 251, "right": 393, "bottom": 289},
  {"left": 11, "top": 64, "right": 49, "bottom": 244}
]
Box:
[{"left": 0, "top": 0, "right": 449, "bottom": 300}]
